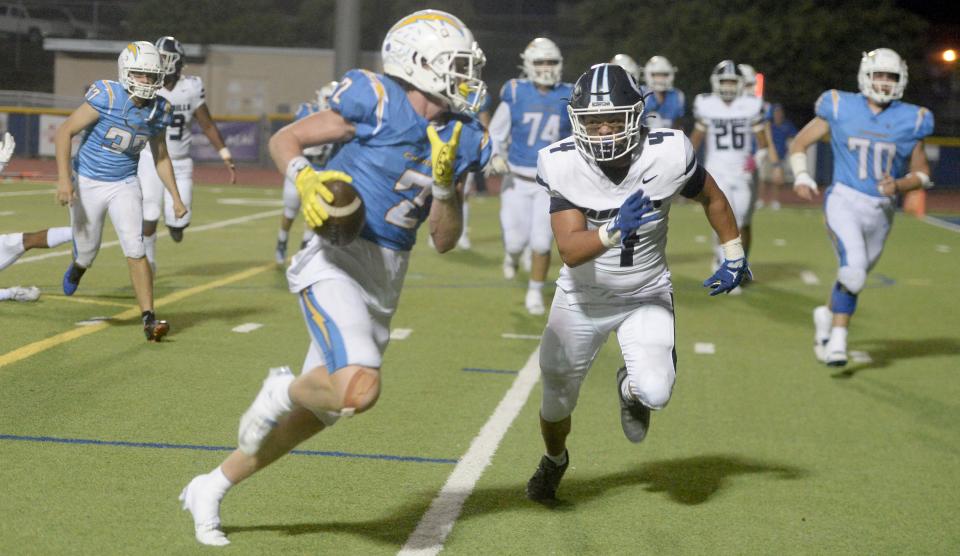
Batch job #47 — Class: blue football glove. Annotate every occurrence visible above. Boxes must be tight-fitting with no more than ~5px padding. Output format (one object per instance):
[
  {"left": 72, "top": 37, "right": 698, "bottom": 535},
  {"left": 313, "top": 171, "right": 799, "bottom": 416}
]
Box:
[
  {"left": 611, "top": 189, "right": 662, "bottom": 244},
  {"left": 703, "top": 257, "right": 752, "bottom": 295}
]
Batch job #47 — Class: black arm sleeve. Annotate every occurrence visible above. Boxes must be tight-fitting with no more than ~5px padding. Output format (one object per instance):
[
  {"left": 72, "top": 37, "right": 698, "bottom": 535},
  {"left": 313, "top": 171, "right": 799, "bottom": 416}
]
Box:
[{"left": 680, "top": 163, "right": 707, "bottom": 199}]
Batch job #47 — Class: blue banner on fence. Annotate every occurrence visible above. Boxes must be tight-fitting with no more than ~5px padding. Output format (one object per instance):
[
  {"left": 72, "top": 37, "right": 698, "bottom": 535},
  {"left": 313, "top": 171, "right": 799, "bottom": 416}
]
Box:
[{"left": 190, "top": 121, "right": 260, "bottom": 162}]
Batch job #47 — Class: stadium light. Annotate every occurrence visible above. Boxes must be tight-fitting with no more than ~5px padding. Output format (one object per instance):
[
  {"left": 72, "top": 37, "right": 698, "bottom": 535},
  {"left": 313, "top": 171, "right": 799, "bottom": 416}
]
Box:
[{"left": 943, "top": 49, "right": 957, "bottom": 63}]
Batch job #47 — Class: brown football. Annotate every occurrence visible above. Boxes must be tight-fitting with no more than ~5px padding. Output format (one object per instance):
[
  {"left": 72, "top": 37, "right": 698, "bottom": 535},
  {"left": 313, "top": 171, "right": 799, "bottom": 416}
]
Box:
[{"left": 315, "top": 180, "right": 365, "bottom": 246}]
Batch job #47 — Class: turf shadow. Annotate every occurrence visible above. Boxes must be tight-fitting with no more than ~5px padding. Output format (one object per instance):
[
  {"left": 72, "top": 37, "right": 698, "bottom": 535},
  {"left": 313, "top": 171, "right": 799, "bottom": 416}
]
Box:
[
  {"left": 221, "top": 454, "right": 805, "bottom": 547},
  {"left": 830, "top": 337, "right": 960, "bottom": 379}
]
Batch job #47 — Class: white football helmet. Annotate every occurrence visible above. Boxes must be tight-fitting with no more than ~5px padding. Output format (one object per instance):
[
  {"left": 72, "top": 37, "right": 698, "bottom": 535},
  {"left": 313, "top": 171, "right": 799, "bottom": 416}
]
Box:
[
  {"left": 317, "top": 80, "right": 339, "bottom": 110},
  {"left": 118, "top": 42, "right": 164, "bottom": 100},
  {"left": 521, "top": 37, "right": 563, "bottom": 87},
  {"left": 738, "top": 64, "right": 757, "bottom": 97},
  {"left": 858, "top": 48, "right": 908, "bottom": 104},
  {"left": 644, "top": 55, "right": 676, "bottom": 93},
  {"left": 609, "top": 53, "right": 641, "bottom": 83},
  {"left": 710, "top": 60, "right": 743, "bottom": 102},
  {"left": 381, "top": 9, "right": 486, "bottom": 113}
]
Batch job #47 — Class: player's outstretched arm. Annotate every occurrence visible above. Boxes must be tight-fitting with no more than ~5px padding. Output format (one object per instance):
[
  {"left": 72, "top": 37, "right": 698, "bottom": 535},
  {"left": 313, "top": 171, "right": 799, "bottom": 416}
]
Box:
[
  {"left": 54, "top": 103, "right": 99, "bottom": 206},
  {"left": 428, "top": 175, "right": 464, "bottom": 253},
  {"left": 150, "top": 135, "right": 188, "bottom": 219},
  {"left": 695, "top": 172, "right": 751, "bottom": 295},
  {"left": 269, "top": 110, "right": 355, "bottom": 175},
  {"left": 694, "top": 173, "right": 739, "bottom": 244},
  {"left": 788, "top": 117, "right": 829, "bottom": 201},
  {"left": 194, "top": 104, "right": 236, "bottom": 184},
  {"left": 878, "top": 141, "right": 932, "bottom": 196}
]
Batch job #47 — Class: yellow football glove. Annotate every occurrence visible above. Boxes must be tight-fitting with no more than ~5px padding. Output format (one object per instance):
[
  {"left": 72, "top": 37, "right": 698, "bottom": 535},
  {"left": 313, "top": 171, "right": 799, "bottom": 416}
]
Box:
[
  {"left": 287, "top": 156, "right": 352, "bottom": 229},
  {"left": 426, "top": 121, "right": 463, "bottom": 200}
]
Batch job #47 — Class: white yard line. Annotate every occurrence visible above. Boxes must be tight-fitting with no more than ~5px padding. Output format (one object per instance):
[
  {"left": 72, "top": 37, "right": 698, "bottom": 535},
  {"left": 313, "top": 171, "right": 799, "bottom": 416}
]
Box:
[
  {"left": 398, "top": 347, "right": 541, "bottom": 556},
  {"left": 0, "top": 189, "right": 55, "bottom": 197},
  {"left": 15, "top": 209, "right": 282, "bottom": 265},
  {"left": 921, "top": 215, "right": 960, "bottom": 233},
  {"left": 800, "top": 270, "right": 821, "bottom": 286},
  {"left": 501, "top": 333, "right": 540, "bottom": 341}
]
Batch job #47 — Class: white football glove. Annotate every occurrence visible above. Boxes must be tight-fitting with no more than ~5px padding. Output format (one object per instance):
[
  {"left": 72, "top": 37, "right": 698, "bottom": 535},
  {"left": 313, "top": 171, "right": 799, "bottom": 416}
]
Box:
[
  {"left": 483, "top": 154, "right": 510, "bottom": 177},
  {"left": 0, "top": 132, "right": 15, "bottom": 168}
]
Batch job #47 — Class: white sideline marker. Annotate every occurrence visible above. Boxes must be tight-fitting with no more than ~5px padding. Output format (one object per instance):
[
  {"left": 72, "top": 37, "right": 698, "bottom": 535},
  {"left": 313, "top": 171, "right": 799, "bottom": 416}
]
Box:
[
  {"left": 399, "top": 347, "right": 541, "bottom": 556},
  {"left": 849, "top": 351, "right": 872, "bottom": 364},
  {"left": 231, "top": 323, "right": 263, "bottom": 333},
  {"left": 694, "top": 342, "right": 716, "bottom": 355},
  {"left": 501, "top": 333, "right": 540, "bottom": 341},
  {"left": 694, "top": 235, "right": 707, "bottom": 244},
  {"left": 0, "top": 189, "right": 55, "bottom": 197},
  {"left": 935, "top": 244, "right": 951, "bottom": 253},
  {"left": 390, "top": 328, "right": 413, "bottom": 340},
  {"left": 773, "top": 238, "right": 787, "bottom": 247},
  {"left": 0, "top": 210, "right": 14, "bottom": 216},
  {"left": 800, "top": 271, "right": 821, "bottom": 285}
]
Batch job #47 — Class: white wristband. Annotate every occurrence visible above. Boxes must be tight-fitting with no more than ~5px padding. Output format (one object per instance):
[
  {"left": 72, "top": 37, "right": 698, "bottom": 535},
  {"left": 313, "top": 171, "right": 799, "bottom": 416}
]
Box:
[
  {"left": 218, "top": 147, "right": 232, "bottom": 161},
  {"left": 720, "top": 237, "right": 745, "bottom": 260},
  {"left": 431, "top": 184, "right": 455, "bottom": 201},
  {"left": 285, "top": 155, "right": 310, "bottom": 184},
  {"left": 912, "top": 171, "right": 932, "bottom": 189},
  {"left": 598, "top": 221, "right": 622, "bottom": 248},
  {"left": 789, "top": 152, "right": 809, "bottom": 181}
]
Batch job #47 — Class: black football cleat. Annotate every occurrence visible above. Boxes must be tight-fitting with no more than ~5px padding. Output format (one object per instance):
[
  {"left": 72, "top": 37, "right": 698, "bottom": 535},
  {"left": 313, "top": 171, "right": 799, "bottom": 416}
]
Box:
[
  {"left": 617, "top": 367, "right": 650, "bottom": 443},
  {"left": 526, "top": 451, "right": 569, "bottom": 502},
  {"left": 168, "top": 226, "right": 185, "bottom": 243},
  {"left": 144, "top": 318, "right": 170, "bottom": 342}
]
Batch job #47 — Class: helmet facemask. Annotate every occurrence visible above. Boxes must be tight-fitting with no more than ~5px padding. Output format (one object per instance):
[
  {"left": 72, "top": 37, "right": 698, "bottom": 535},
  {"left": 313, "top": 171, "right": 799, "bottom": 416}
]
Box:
[
  {"left": 569, "top": 103, "right": 644, "bottom": 162},
  {"left": 118, "top": 42, "right": 164, "bottom": 100},
  {"left": 443, "top": 48, "right": 487, "bottom": 113},
  {"left": 858, "top": 49, "right": 907, "bottom": 105}
]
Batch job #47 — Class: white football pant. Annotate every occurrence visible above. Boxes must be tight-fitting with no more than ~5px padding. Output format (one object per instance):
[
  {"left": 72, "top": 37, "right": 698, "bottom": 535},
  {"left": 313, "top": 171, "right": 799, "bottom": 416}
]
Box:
[
  {"left": 824, "top": 184, "right": 894, "bottom": 294},
  {"left": 70, "top": 175, "right": 145, "bottom": 266},
  {"left": 138, "top": 148, "right": 193, "bottom": 228},
  {"left": 539, "top": 287, "right": 676, "bottom": 422},
  {"left": 499, "top": 173, "right": 553, "bottom": 255}
]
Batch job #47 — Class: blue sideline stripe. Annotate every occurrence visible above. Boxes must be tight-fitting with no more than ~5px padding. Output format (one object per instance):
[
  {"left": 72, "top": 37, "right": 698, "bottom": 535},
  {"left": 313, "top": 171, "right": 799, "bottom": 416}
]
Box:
[
  {"left": 0, "top": 434, "right": 457, "bottom": 465},
  {"left": 462, "top": 367, "right": 519, "bottom": 375}
]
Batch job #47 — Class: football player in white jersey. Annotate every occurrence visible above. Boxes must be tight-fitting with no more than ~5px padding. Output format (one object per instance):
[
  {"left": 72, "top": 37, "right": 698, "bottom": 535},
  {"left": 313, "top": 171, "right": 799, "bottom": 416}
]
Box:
[
  {"left": 488, "top": 37, "right": 573, "bottom": 315},
  {"left": 0, "top": 131, "right": 73, "bottom": 302},
  {"left": 691, "top": 60, "right": 777, "bottom": 289},
  {"left": 275, "top": 81, "right": 339, "bottom": 264},
  {"left": 138, "top": 36, "right": 236, "bottom": 272},
  {"left": 525, "top": 63, "right": 749, "bottom": 502}
]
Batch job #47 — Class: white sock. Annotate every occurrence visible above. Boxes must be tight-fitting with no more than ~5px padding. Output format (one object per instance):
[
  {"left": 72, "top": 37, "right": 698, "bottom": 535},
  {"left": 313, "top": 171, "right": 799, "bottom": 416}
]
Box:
[
  {"left": 301, "top": 229, "right": 315, "bottom": 245},
  {"left": 506, "top": 252, "right": 520, "bottom": 264},
  {"left": 278, "top": 229, "right": 289, "bottom": 242},
  {"left": 208, "top": 466, "right": 234, "bottom": 498},
  {"left": 829, "top": 326, "right": 848, "bottom": 345},
  {"left": 143, "top": 233, "right": 157, "bottom": 266},
  {"left": 46, "top": 227, "right": 72, "bottom": 248},
  {"left": 545, "top": 450, "right": 568, "bottom": 466},
  {"left": 528, "top": 280, "right": 544, "bottom": 291},
  {"left": 461, "top": 201, "right": 470, "bottom": 228},
  {"left": 270, "top": 375, "right": 295, "bottom": 414},
  {"left": 0, "top": 288, "right": 13, "bottom": 301}
]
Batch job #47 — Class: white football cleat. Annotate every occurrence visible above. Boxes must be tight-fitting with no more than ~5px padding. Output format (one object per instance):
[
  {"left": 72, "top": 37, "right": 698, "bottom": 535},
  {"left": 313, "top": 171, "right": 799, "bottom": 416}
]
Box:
[
  {"left": 502, "top": 254, "right": 517, "bottom": 280},
  {"left": 457, "top": 234, "right": 471, "bottom": 250},
  {"left": 180, "top": 475, "right": 230, "bottom": 546},
  {"left": 238, "top": 366, "right": 294, "bottom": 455},
  {"left": 825, "top": 336, "right": 848, "bottom": 367},
  {"left": 813, "top": 305, "right": 832, "bottom": 362},
  {"left": 10, "top": 286, "right": 40, "bottom": 302},
  {"left": 525, "top": 289, "right": 545, "bottom": 316}
]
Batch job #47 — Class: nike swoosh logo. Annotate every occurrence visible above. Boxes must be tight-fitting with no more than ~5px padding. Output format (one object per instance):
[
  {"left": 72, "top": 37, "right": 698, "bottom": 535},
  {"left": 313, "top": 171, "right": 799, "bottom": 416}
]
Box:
[{"left": 642, "top": 175, "right": 657, "bottom": 184}]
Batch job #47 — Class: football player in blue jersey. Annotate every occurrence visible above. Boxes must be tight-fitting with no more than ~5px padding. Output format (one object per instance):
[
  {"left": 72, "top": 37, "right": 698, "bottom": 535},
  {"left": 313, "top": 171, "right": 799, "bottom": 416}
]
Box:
[
  {"left": 178, "top": 10, "right": 490, "bottom": 546},
  {"left": 489, "top": 37, "right": 573, "bottom": 315},
  {"left": 274, "top": 80, "right": 339, "bottom": 264},
  {"left": 643, "top": 56, "right": 685, "bottom": 130},
  {"left": 789, "top": 48, "right": 934, "bottom": 367},
  {"left": 54, "top": 42, "right": 186, "bottom": 342}
]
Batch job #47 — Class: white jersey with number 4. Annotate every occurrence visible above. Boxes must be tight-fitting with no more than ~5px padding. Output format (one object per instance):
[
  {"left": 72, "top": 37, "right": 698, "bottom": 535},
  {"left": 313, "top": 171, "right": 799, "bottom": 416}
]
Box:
[
  {"left": 536, "top": 129, "right": 700, "bottom": 303},
  {"left": 693, "top": 93, "right": 764, "bottom": 184},
  {"left": 157, "top": 75, "right": 206, "bottom": 159}
]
